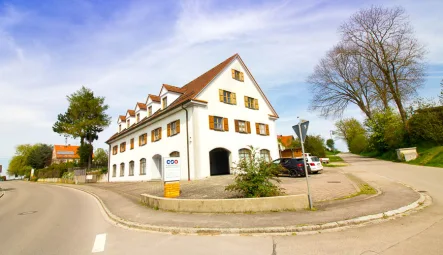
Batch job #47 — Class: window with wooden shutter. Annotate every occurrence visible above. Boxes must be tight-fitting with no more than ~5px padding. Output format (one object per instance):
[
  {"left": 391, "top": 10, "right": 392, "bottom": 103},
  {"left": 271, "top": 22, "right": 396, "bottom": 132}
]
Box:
[
  {"left": 254, "top": 99, "right": 259, "bottom": 110},
  {"left": 167, "top": 123, "right": 171, "bottom": 137},
  {"left": 176, "top": 120, "right": 180, "bottom": 134},
  {"left": 232, "top": 69, "right": 243, "bottom": 82},
  {"left": 209, "top": 115, "right": 214, "bottom": 130},
  {"left": 139, "top": 133, "right": 147, "bottom": 146},
  {"left": 265, "top": 124, "right": 270, "bottom": 136},
  {"left": 130, "top": 138, "right": 134, "bottom": 149},
  {"left": 235, "top": 120, "right": 239, "bottom": 132},
  {"left": 223, "top": 118, "right": 229, "bottom": 131},
  {"left": 151, "top": 130, "right": 154, "bottom": 142},
  {"left": 246, "top": 121, "right": 251, "bottom": 133},
  {"left": 240, "top": 72, "right": 244, "bottom": 82},
  {"left": 159, "top": 127, "right": 162, "bottom": 140},
  {"left": 231, "top": 92, "right": 237, "bottom": 105},
  {"left": 255, "top": 123, "right": 260, "bottom": 134},
  {"left": 231, "top": 69, "right": 236, "bottom": 79},
  {"left": 244, "top": 96, "right": 248, "bottom": 107}
]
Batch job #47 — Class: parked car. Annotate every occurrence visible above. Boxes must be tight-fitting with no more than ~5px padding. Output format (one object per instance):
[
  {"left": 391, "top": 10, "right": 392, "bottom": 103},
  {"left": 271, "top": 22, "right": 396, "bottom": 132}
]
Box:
[
  {"left": 296, "top": 155, "right": 323, "bottom": 173},
  {"left": 272, "top": 158, "right": 312, "bottom": 177}
]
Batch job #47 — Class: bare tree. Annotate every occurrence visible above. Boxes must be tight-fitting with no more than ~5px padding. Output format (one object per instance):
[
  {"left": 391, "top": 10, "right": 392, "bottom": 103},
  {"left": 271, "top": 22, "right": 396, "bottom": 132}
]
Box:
[
  {"left": 340, "top": 6, "right": 426, "bottom": 128},
  {"left": 308, "top": 43, "right": 376, "bottom": 119}
]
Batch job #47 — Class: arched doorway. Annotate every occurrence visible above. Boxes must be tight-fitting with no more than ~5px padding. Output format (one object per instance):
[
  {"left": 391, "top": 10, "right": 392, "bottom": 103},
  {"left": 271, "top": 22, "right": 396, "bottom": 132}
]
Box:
[
  {"left": 209, "top": 148, "right": 231, "bottom": 176},
  {"left": 152, "top": 154, "right": 162, "bottom": 179}
]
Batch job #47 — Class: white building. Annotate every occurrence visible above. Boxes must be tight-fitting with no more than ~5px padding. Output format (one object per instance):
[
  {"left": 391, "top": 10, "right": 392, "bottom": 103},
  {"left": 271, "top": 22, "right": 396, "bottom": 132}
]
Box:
[{"left": 106, "top": 54, "right": 280, "bottom": 181}]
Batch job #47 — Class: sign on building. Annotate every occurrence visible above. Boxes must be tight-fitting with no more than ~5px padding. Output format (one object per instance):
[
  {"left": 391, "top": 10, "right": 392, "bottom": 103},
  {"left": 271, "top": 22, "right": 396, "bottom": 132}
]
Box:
[{"left": 163, "top": 157, "right": 181, "bottom": 198}]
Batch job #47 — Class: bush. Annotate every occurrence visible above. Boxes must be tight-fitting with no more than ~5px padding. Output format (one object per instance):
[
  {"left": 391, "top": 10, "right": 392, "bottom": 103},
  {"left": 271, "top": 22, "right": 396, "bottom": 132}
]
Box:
[
  {"left": 30, "top": 176, "right": 38, "bottom": 182},
  {"left": 409, "top": 106, "right": 443, "bottom": 145},
  {"left": 225, "top": 146, "right": 283, "bottom": 198},
  {"left": 37, "top": 162, "right": 74, "bottom": 179},
  {"left": 304, "top": 135, "right": 326, "bottom": 157},
  {"left": 349, "top": 134, "right": 369, "bottom": 154}
]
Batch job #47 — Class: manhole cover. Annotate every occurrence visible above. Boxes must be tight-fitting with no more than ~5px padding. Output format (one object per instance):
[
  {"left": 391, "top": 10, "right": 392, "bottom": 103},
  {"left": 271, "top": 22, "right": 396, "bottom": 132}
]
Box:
[
  {"left": 418, "top": 190, "right": 427, "bottom": 193},
  {"left": 327, "top": 181, "right": 341, "bottom": 183},
  {"left": 18, "top": 211, "right": 38, "bottom": 216}
]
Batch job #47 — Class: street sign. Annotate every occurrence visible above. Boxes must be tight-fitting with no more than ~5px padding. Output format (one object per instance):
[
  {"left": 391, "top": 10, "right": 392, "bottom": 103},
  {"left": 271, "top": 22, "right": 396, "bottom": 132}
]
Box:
[
  {"left": 163, "top": 157, "right": 181, "bottom": 182},
  {"left": 292, "top": 121, "right": 309, "bottom": 142}
]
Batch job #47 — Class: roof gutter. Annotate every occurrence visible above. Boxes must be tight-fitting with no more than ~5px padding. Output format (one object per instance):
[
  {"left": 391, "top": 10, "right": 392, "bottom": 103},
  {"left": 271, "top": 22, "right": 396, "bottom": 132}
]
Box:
[{"left": 181, "top": 104, "right": 191, "bottom": 181}]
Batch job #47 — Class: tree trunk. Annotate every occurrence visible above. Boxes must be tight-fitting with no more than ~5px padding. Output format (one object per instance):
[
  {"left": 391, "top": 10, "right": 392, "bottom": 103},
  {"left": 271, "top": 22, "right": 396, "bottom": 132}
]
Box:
[{"left": 88, "top": 143, "right": 93, "bottom": 170}]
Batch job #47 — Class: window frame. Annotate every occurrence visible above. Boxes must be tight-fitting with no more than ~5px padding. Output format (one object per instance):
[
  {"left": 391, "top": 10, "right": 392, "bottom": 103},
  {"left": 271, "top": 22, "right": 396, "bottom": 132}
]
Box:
[
  {"left": 239, "top": 148, "right": 252, "bottom": 162},
  {"left": 260, "top": 149, "right": 271, "bottom": 162},
  {"left": 136, "top": 113, "right": 140, "bottom": 123},
  {"left": 162, "top": 97, "right": 167, "bottom": 109},
  {"left": 140, "top": 158, "right": 146, "bottom": 175},
  {"left": 120, "top": 142, "right": 126, "bottom": 153},
  {"left": 259, "top": 124, "right": 266, "bottom": 135},
  {"left": 223, "top": 90, "right": 232, "bottom": 104},
  {"left": 120, "top": 163, "right": 125, "bottom": 177},
  {"left": 214, "top": 116, "right": 224, "bottom": 131},
  {"left": 148, "top": 106, "right": 152, "bottom": 116},
  {"left": 154, "top": 128, "right": 161, "bottom": 141},
  {"left": 238, "top": 120, "right": 246, "bottom": 133},
  {"left": 170, "top": 121, "right": 177, "bottom": 136},
  {"left": 130, "top": 138, "right": 134, "bottom": 150},
  {"left": 127, "top": 119, "right": 130, "bottom": 128},
  {"left": 139, "top": 133, "right": 147, "bottom": 146},
  {"left": 170, "top": 151, "right": 180, "bottom": 157},
  {"left": 112, "top": 164, "right": 117, "bottom": 177},
  {"left": 112, "top": 146, "right": 118, "bottom": 155},
  {"left": 129, "top": 161, "right": 134, "bottom": 176}
]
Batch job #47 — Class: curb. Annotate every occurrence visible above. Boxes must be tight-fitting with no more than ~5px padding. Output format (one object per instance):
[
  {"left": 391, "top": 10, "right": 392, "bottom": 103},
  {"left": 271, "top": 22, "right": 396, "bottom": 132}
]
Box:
[
  {"left": 53, "top": 183, "right": 432, "bottom": 236},
  {"left": 0, "top": 187, "right": 3, "bottom": 199}
]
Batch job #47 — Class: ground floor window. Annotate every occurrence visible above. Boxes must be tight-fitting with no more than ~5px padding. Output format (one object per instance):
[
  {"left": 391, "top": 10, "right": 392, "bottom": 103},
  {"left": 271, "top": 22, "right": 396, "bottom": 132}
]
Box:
[
  {"left": 120, "top": 163, "right": 125, "bottom": 177},
  {"left": 239, "top": 148, "right": 251, "bottom": 162},
  {"left": 260, "top": 149, "right": 271, "bottom": 162},
  {"left": 112, "top": 164, "right": 116, "bottom": 177},
  {"left": 129, "top": 161, "right": 134, "bottom": 176},
  {"left": 140, "top": 158, "right": 146, "bottom": 175},
  {"left": 170, "top": 151, "right": 180, "bottom": 157}
]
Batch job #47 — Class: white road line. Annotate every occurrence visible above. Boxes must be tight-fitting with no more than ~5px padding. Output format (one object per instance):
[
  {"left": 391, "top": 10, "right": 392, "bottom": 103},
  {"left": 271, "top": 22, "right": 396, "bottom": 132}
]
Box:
[{"left": 92, "top": 233, "right": 107, "bottom": 253}]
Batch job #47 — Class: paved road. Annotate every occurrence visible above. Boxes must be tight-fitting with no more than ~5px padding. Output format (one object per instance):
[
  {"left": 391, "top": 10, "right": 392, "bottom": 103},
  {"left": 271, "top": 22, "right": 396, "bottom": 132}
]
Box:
[{"left": 0, "top": 154, "right": 442, "bottom": 254}]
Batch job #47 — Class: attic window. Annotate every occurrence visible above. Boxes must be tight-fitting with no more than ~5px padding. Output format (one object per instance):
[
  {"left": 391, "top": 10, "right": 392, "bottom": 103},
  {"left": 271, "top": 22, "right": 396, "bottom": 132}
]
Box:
[
  {"left": 162, "top": 97, "right": 167, "bottom": 109},
  {"left": 127, "top": 120, "right": 130, "bottom": 128},
  {"left": 148, "top": 106, "right": 152, "bottom": 116},
  {"left": 231, "top": 69, "right": 244, "bottom": 82},
  {"left": 136, "top": 113, "right": 140, "bottom": 123}
]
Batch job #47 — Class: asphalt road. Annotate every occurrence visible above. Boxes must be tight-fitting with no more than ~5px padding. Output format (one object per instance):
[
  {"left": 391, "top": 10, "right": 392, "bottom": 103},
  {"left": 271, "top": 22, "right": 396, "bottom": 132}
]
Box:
[{"left": 0, "top": 153, "right": 442, "bottom": 255}]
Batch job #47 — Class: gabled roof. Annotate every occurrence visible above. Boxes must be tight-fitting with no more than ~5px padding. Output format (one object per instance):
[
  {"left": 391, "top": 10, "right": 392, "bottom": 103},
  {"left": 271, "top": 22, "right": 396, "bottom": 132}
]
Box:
[
  {"left": 107, "top": 53, "right": 278, "bottom": 143},
  {"left": 162, "top": 84, "right": 185, "bottom": 94},
  {"left": 277, "top": 135, "right": 296, "bottom": 147},
  {"left": 53, "top": 145, "right": 80, "bottom": 159},
  {"left": 136, "top": 102, "right": 147, "bottom": 110},
  {"left": 147, "top": 94, "right": 160, "bottom": 103},
  {"left": 126, "top": 109, "right": 135, "bottom": 117},
  {"left": 118, "top": 115, "right": 126, "bottom": 122}
]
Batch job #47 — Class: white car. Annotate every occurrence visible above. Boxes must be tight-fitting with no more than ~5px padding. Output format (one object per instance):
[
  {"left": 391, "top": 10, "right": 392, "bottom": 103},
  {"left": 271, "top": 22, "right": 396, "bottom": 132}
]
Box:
[{"left": 296, "top": 154, "right": 323, "bottom": 173}]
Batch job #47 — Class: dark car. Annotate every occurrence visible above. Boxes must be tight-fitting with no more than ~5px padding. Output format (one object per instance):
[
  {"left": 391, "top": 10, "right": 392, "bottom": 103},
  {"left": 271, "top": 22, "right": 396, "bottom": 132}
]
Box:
[{"left": 272, "top": 158, "right": 311, "bottom": 177}]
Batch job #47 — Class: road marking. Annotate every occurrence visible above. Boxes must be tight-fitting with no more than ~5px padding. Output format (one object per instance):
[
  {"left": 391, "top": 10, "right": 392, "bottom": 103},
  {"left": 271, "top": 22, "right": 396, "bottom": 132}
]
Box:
[{"left": 92, "top": 233, "right": 106, "bottom": 253}]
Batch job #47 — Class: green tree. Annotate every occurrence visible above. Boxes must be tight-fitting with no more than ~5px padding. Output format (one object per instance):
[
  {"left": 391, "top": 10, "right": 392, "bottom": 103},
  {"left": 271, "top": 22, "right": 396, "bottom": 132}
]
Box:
[
  {"left": 440, "top": 79, "right": 443, "bottom": 105},
  {"left": 304, "top": 135, "right": 326, "bottom": 158},
  {"left": 93, "top": 148, "right": 108, "bottom": 167},
  {"left": 326, "top": 139, "right": 335, "bottom": 151},
  {"left": 349, "top": 134, "right": 369, "bottom": 154},
  {"left": 7, "top": 144, "right": 33, "bottom": 177},
  {"left": 27, "top": 144, "right": 53, "bottom": 169},
  {"left": 335, "top": 118, "right": 367, "bottom": 150},
  {"left": 408, "top": 106, "right": 443, "bottom": 145},
  {"left": 53, "top": 87, "right": 111, "bottom": 169}
]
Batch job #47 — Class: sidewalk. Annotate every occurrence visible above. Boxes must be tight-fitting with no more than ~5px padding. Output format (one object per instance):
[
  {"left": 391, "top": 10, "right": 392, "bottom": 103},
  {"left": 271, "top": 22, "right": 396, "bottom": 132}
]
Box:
[{"left": 55, "top": 169, "right": 421, "bottom": 231}]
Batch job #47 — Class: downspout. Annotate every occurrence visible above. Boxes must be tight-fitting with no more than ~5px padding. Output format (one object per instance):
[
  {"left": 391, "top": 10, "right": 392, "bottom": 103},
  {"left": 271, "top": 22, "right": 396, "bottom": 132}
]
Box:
[
  {"left": 181, "top": 104, "right": 191, "bottom": 181},
  {"left": 107, "top": 143, "right": 111, "bottom": 182}
]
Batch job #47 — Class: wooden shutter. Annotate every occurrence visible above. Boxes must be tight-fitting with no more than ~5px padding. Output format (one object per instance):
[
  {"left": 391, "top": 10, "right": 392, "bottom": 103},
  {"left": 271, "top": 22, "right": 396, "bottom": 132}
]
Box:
[
  {"left": 159, "top": 127, "right": 162, "bottom": 139},
  {"left": 231, "top": 92, "right": 237, "bottom": 105},
  {"left": 167, "top": 123, "right": 171, "bottom": 137},
  {"left": 223, "top": 118, "right": 229, "bottom": 131},
  {"left": 247, "top": 121, "right": 251, "bottom": 134},
  {"left": 138, "top": 136, "right": 141, "bottom": 146},
  {"left": 234, "top": 120, "right": 239, "bottom": 132},
  {"left": 254, "top": 99, "right": 259, "bottom": 110},
  {"left": 255, "top": 123, "right": 260, "bottom": 134},
  {"left": 209, "top": 115, "right": 214, "bottom": 130},
  {"left": 266, "top": 124, "right": 270, "bottom": 136},
  {"left": 231, "top": 69, "right": 235, "bottom": 78},
  {"left": 240, "top": 72, "right": 244, "bottom": 82},
  {"left": 219, "top": 89, "right": 224, "bottom": 102},
  {"left": 144, "top": 134, "right": 147, "bottom": 144},
  {"left": 176, "top": 120, "right": 180, "bottom": 134},
  {"left": 151, "top": 130, "right": 154, "bottom": 142},
  {"left": 244, "top": 96, "right": 248, "bottom": 107}
]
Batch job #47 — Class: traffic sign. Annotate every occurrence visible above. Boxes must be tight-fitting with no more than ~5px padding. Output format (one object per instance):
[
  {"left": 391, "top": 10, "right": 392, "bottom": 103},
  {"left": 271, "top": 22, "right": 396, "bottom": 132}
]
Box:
[{"left": 292, "top": 121, "right": 309, "bottom": 142}]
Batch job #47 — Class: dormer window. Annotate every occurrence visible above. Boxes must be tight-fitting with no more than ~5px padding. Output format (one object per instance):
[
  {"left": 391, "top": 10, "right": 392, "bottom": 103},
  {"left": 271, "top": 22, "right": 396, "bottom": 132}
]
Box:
[
  {"left": 162, "top": 97, "right": 167, "bottom": 109},
  {"left": 127, "top": 119, "right": 130, "bottom": 128},
  {"left": 136, "top": 113, "right": 140, "bottom": 123},
  {"left": 148, "top": 106, "right": 152, "bottom": 116},
  {"left": 119, "top": 124, "right": 121, "bottom": 132}
]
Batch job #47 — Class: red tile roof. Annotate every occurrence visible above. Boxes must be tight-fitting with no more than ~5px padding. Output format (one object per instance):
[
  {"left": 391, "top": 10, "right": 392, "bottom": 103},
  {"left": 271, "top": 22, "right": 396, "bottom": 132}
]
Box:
[
  {"left": 53, "top": 145, "right": 80, "bottom": 159},
  {"left": 119, "top": 115, "right": 126, "bottom": 122},
  {"left": 162, "top": 84, "right": 185, "bottom": 94},
  {"left": 126, "top": 109, "right": 135, "bottom": 116},
  {"left": 107, "top": 54, "right": 278, "bottom": 143},
  {"left": 277, "top": 135, "right": 295, "bottom": 147},
  {"left": 136, "top": 102, "right": 147, "bottom": 110}
]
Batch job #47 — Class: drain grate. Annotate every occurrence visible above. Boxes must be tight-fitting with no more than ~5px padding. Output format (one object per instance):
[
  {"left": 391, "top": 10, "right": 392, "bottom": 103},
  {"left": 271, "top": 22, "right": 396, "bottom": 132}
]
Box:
[
  {"left": 418, "top": 190, "right": 427, "bottom": 193},
  {"left": 327, "top": 181, "right": 341, "bottom": 183},
  {"left": 18, "top": 211, "right": 38, "bottom": 216}
]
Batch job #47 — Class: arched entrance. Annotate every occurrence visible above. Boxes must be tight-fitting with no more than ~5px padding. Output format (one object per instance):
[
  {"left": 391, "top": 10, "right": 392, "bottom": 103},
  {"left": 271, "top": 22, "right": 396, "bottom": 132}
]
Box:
[
  {"left": 152, "top": 154, "right": 162, "bottom": 179},
  {"left": 209, "top": 148, "right": 231, "bottom": 176}
]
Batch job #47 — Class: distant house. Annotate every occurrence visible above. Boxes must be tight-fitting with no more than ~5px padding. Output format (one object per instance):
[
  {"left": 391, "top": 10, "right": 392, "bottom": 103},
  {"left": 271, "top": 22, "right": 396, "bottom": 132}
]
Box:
[
  {"left": 277, "top": 135, "right": 302, "bottom": 158},
  {"left": 52, "top": 145, "right": 80, "bottom": 164}
]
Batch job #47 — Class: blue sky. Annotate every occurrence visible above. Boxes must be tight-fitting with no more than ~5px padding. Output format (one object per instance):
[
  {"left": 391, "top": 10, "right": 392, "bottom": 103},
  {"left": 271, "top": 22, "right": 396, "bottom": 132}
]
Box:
[{"left": 1, "top": 0, "right": 442, "bottom": 174}]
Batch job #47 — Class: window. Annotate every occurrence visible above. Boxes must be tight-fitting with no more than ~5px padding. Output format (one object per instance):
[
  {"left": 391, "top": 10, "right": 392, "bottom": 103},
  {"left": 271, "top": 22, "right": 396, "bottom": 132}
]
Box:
[
  {"left": 151, "top": 127, "right": 162, "bottom": 142},
  {"left": 120, "top": 163, "right": 125, "bottom": 177},
  {"left": 231, "top": 69, "right": 244, "bottom": 82},
  {"left": 170, "top": 151, "right": 180, "bottom": 157},
  {"left": 255, "top": 123, "right": 270, "bottom": 136},
  {"left": 130, "top": 138, "right": 134, "bottom": 149},
  {"left": 235, "top": 120, "right": 251, "bottom": 134},
  {"left": 136, "top": 113, "right": 140, "bottom": 123},
  {"left": 129, "top": 161, "right": 134, "bottom": 176},
  {"left": 112, "top": 164, "right": 116, "bottom": 177},
  {"left": 218, "top": 89, "right": 236, "bottom": 105},
  {"left": 167, "top": 120, "right": 180, "bottom": 137},
  {"left": 239, "top": 148, "right": 251, "bottom": 161},
  {"left": 260, "top": 149, "right": 271, "bottom": 162},
  {"left": 209, "top": 116, "right": 229, "bottom": 131},
  {"left": 119, "top": 124, "right": 122, "bottom": 132},
  {"left": 112, "top": 146, "right": 118, "bottom": 155},
  {"left": 127, "top": 119, "right": 130, "bottom": 128},
  {"left": 244, "top": 96, "right": 259, "bottom": 110},
  {"left": 120, "top": 142, "right": 126, "bottom": 152},
  {"left": 148, "top": 106, "right": 152, "bottom": 116},
  {"left": 162, "top": 97, "right": 167, "bottom": 109},
  {"left": 140, "top": 158, "right": 146, "bottom": 175},
  {"left": 139, "top": 133, "right": 147, "bottom": 146}
]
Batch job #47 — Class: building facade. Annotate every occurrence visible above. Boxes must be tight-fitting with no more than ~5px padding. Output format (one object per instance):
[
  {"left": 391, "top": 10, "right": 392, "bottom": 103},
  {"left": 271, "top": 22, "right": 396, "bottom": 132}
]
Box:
[
  {"left": 277, "top": 135, "right": 302, "bottom": 158},
  {"left": 52, "top": 145, "right": 80, "bottom": 164},
  {"left": 106, "top": 54, "right": 280, "bottom": 181}
]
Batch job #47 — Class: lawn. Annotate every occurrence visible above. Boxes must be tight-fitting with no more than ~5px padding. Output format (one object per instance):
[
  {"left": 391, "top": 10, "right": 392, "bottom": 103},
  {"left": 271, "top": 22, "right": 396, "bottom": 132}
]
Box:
[
  {"left": 407, "top": 146, "right": 443, "bottom": 168},
  {"left": 325, "top": 151, "right": 344, "bottom": 162}
]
